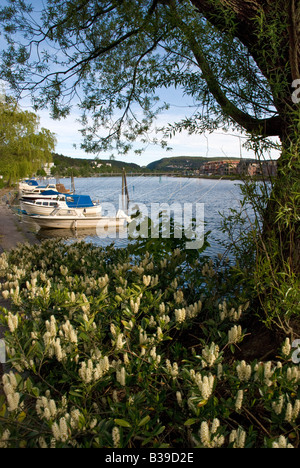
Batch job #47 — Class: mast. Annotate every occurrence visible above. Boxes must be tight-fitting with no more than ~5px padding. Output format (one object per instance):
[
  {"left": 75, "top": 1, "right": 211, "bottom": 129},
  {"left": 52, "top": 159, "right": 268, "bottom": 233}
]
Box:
[{"left": 122, "top": 168, "right": 130, "bottom": 211}]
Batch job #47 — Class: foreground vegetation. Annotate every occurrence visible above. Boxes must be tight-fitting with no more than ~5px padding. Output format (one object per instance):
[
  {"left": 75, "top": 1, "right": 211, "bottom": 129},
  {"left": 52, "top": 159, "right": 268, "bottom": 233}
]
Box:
[{"left": 0, "top": 233, "right": 299, "bottom": 448}]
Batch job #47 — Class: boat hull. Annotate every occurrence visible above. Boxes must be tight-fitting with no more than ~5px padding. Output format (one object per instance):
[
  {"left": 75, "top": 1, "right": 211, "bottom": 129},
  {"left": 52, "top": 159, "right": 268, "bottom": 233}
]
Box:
[
  {"left": 30, "top": 215, "right": 128, "bottom": 230},
  {"left": 21, "top": 202, "right": 101, "bottom": 216}
]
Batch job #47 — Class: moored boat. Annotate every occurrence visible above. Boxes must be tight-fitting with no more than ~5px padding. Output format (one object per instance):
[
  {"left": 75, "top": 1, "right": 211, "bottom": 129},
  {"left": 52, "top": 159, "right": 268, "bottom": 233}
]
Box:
[
  {"left": 19, "top": 179, "right": 58, "bottom": 195},
  {"left": 21, "top": 194, "right": 102, "bottom": 216},
  {"left": 19, "top": 179, "right": 73, "bottom": 198},
  {"left": 20, "top": 189, "right": 65, "bottom": 201},
  {"left": 28, "top": 207, "right": 130, "bottom": 230}
]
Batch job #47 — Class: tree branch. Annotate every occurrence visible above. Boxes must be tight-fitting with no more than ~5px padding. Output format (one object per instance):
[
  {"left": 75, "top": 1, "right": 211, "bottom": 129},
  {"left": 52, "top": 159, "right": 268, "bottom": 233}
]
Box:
[
  {"left": 172, "top": 11, "right": 281, "bottom": 137},
  {"left": 289, "top": 0, "right": 300, "bottom": 81}
]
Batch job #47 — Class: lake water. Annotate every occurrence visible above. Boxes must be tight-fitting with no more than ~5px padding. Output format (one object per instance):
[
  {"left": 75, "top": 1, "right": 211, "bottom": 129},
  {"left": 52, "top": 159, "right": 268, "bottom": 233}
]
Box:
[{"left": 31, "top": 176, "right": 246, "bottom": 258}]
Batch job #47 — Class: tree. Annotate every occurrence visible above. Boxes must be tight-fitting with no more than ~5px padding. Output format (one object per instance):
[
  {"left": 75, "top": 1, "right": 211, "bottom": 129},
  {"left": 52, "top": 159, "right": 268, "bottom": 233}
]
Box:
[
  {"left": 0, "top": 95, "right": 56, "bottom": 183},
  {"left": 0, "top": 0, "right": 298, "bottom": 275}
]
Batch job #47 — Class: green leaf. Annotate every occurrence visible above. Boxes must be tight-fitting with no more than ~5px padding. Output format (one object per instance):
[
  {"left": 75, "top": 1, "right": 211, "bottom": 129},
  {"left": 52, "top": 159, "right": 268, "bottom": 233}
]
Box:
[
  {"left": 138, "top": 415, "right": 150, "bottom": 427},
  {"left": 17, "top": 411, "right": 27, "bottom": 423},
  {"left": 26, "top": 378, "right": 33, "bottom": 393},
  {"left": 69, "top": 389, "right": 82, "bottom": 397},
  {"left": 184, "top": 418, "right": 198, "bottom": 426},
  {"left": 0, "top": 403, "right": 6, "bottom": 417},
  {"left": 114, "top": 419, "right": 132, "bottom": 428}
]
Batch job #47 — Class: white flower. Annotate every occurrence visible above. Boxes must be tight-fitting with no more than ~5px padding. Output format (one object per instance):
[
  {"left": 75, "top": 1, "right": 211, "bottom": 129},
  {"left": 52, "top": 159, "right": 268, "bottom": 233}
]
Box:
[
  {"left": 143, "top": 275, "right": 151, "bottom": 287},
  {"left": 199, "top": 419, "right": 224, "bottom": 448},
  {"left": 199, "top": 374, "right": 215, "bottom": 400},
  {"left": 166, "top": 360, "right": 179, "bottom": 379},
  {"left": 7, "top": 392, "right": 20, "bottom": 412},
  {"left": 176, "top": 391, "right": 183, "bottom": 407},
  {"left": 2, "top": 372, "right": 21, "bottom": 412},
  {"left": 281, "top": 338, "right": 291, "bottom": 358},
  {"left": 174, "top": 289, "right": 184, "bottom": 304},
  {"left": 228, "top": 325, "right": 243, "bottom": 344},
  {"left": 115, "top": 333, "right": 126, "bottom": 352},
  {"left": 2, "top": 290, "right": 9, "bottom": 300},
  {"left": 272, "top": 395, "right": 284, "bottom": 415},
  {"left": 112, "top": 427, "right": 120, "bottom": 448},
  {"left": 235, "top": 390, "right": 244, "bottom": 411},
  {"left": 7, "top": 312, "right": 18, "bottom": 333},
  {"left": 175, "top": 308, "right": 186, "bottom": 323},
  {"left": 202, "top": 342, "right": 219, "bottom": 368},
  {"left": 116, "top": 367, "right": 126, "bottom": 386},
  {"left": 199, "top": 421, "right": 210, "bottom": 447},
  {"left": 236, "top": 360, "right": 252, "bottom": 382},
  {"left": 272, "top": 435, "right": 294, "bottom": 448},
  {"left": 229, "top": 428, "right": 246, "bottom": 448},
  {"left": 0, "top": 429, "right": 10, "bottom": 448},
  {"left": 60, "top": 265, "right": 68, "bottom": 276},
  {"left": 51, "top": 417, "right": 69, "bottom": 443}
]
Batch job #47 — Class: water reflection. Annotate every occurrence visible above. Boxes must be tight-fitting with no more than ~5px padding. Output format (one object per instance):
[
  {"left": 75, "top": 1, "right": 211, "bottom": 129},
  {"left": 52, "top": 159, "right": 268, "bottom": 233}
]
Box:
[{"left": 36, "top": 225, "right": 129, "bottom": 248}]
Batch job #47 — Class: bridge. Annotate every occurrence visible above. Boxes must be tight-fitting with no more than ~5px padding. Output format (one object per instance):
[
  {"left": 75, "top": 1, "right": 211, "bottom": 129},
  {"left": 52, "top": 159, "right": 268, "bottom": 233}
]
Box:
[{"left": 94, "top": 172, "right": 186, "bottom": 177}]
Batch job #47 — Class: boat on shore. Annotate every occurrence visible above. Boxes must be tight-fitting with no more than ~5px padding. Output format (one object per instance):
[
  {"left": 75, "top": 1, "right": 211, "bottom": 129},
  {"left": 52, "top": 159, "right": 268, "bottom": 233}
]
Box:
[
  {"left": 28, "top": 207, "right": 130, "bottom": 230},
  {"left": 21, "top": 194, "right": 102, "bottom": 216}
]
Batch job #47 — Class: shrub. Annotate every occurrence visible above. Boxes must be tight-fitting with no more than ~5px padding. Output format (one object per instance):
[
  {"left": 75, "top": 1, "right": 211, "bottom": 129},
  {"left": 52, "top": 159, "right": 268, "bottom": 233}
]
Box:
[{"left": 0, "top": 239, "right": 299, "bottom": 448}]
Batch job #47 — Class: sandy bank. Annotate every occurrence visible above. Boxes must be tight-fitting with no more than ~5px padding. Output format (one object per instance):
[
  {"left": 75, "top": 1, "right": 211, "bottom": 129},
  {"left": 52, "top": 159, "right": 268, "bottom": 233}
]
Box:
[
  {"left": 0, "top": 188, "right": 40, "bottom": 377},
  {"left": 0, "top": 188, "right": 39, "bottom": 254}
]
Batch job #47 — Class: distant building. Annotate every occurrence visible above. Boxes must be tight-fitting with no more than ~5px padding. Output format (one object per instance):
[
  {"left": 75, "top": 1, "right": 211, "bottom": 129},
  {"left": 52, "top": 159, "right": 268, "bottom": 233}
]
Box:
[
  {"left": 43, "top": 162, "right": 55, "bottom": 176},
  {"left": 200, "top": 160, "right": 240, "bottom": 176},
  {"left": 237, "top": 159, "right": 277, "bottom": 177},
  {"left": 92, "top": 161, "right": 112, "bottom": 168},
  {"left": 262, "top": 160, "right": 277, "bottom": 177},
  {"left": 92, "top": 161, "right": 103, "bottom": 168}
]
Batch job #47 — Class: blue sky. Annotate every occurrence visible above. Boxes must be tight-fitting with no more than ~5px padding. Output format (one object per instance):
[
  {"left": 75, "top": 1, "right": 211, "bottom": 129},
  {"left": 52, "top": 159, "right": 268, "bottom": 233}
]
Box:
[
  {"left": 36, "top": 98, "right": 280, "bottom": 166},
  {"left": 0, "top": 0, "right": 281, "bottom": 167}
]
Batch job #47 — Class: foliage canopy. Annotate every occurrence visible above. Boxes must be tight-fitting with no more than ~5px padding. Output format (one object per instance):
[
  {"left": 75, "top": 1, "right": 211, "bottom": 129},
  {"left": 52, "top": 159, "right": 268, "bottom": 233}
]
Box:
[
  {"left": 0, "top": 0, "right": 292, "bottom": 153},
  {"left": 0, "top": 96, "right": 56, "bottom": 182}
]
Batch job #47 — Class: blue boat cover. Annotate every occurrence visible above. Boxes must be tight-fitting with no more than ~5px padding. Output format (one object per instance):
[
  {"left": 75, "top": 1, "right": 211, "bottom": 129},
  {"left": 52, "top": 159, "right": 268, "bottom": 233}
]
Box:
[
  {"left": 38, "top": 190, "right": 62, "bottom": 196},
  {"left": 25, "top": 179, "right": 39, "bottom": 186},
  {"left": 66, "top": 195, "right": 94, "bottom": 208},
  {"left": 25, "top": 191, "right": 95, "bottom": 208}
]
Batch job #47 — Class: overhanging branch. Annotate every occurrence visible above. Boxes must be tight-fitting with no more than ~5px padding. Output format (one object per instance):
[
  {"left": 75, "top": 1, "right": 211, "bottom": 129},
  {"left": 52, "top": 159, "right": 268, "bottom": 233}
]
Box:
[{"left": 170, "top": 8, "right": 281, "bottom": 137}]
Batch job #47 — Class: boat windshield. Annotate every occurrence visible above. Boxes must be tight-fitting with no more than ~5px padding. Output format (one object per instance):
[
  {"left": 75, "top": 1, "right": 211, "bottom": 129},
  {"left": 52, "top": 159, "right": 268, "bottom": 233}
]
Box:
[{"left": 50, "top": 209, "right": 79, "bottom": 216}]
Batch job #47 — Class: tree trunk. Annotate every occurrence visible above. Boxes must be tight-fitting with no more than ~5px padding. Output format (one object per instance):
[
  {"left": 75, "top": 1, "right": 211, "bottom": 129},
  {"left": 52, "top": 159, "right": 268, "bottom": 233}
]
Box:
[
  {"left": 262, "top": 129, "right": 300, "bottom": 275},
  {"left": 188, "top": 1, "right": 300, "bottom": 273}
]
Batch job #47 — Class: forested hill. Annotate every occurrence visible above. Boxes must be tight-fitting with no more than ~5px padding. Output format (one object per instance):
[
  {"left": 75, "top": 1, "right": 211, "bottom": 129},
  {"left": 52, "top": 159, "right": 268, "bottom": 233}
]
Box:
[
  {"left": 52, "top": 153, "right": 143, "bottom": 176},
  {"left": 51, "top": 153, "right": 253, "bottom": 177},
  {"left": 146, "top": 156, "right": 242, "bottom": 171}
]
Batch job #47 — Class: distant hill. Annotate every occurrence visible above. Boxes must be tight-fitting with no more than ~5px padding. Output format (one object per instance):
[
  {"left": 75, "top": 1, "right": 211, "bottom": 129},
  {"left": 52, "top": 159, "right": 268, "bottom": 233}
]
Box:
[
  {"left": 52, "top": 153, "right": 143, "bottom": 176},
  {"left": 147, "top": 156, "right": 243, "bottom": 172},
  {"left": 51, "top": 153, "right": 258, "bottom": 178}
]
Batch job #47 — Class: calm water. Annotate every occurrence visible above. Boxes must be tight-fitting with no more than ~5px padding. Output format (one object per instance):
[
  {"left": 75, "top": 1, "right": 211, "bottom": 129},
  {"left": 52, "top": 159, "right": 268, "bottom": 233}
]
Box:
[{"left": 31, "top": 176, "right": 246, "bottom": 257}]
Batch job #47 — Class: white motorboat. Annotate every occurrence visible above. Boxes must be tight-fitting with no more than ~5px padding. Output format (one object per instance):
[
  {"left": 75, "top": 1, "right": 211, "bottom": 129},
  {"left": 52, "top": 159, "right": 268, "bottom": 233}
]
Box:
[
  {"left": 28, "top": 207, "right": 130, "bottom": 230},
  {"left": 19, "top": 179, "right": 58, "bottom": 196},
  {"left": 19, "top": 179, "right": 72, "bottom": 198},
  {"left": 20, "top": 189, "right": 64, "bottom": 201},
  {"left": 21, "top": 194, "right": 102, "bottom": 216}
]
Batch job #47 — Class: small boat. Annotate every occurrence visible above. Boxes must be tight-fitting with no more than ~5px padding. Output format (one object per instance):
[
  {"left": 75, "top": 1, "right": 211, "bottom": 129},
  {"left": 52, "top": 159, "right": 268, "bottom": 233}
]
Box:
[
  {"left": 19, "top": 179, "right": 72, "bottom": 198},
  {"left": 28, "top": 207, "right": 130, "bottom": 230},
  {"left": 21, "top": 194, "right": 102, "bottom": 216},
  {"left": 18, "top": 179, "right": 41, "bottom": 192},
  {"left": 19, "top": 179, "right": 58, "bottom": 196},
  {"left": 21, "top": 188, "right": 74, "bottom": 201}
]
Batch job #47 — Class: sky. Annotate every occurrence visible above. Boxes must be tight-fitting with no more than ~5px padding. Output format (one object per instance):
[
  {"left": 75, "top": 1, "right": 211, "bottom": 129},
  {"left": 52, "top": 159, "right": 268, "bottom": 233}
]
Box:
[
  {"left": 35, "top": 100, "right": 281, "bottom": 167},
  {"left": 0, "top": 0, "right": 281, "bottom": 167}
]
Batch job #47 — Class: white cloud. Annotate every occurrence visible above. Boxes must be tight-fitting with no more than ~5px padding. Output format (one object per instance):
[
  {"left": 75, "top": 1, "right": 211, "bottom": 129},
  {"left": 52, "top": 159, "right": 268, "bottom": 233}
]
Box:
[{"left": 34, "top": 92, "right": 281, "bottom": 166}]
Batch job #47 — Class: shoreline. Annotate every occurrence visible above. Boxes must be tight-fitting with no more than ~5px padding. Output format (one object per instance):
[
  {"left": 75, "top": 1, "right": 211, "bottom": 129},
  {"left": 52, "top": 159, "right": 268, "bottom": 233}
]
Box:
[
  {"left": 0, "top": 188, "right": 40, "bottom": 379},
  {"left": 0, "top": 188, "right": 39, "bottom": 254}
]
